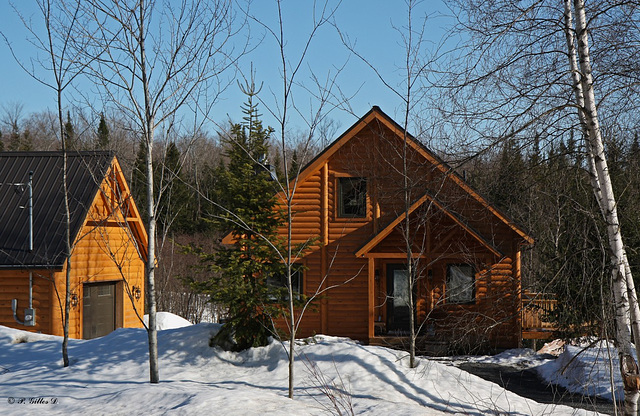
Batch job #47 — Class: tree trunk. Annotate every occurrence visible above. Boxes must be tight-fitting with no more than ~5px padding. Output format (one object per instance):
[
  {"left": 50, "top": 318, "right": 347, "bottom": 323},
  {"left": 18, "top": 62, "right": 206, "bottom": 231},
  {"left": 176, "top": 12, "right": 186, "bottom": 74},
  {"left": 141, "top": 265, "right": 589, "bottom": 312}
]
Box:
[
  {"left": 568, "top": 0, "right": 640, "bottom": 411},
  {"left": 287, "top": 174, "right": 295, "bottom": 398},
  {"left": 59, "top": 87, "right": 71, "bottom": 368},
  {"left": 403, "top": 117, "right": 417, "bottom": 369},
  {"left": 139, "top": 0, "right": 159, "bottom": 384}
]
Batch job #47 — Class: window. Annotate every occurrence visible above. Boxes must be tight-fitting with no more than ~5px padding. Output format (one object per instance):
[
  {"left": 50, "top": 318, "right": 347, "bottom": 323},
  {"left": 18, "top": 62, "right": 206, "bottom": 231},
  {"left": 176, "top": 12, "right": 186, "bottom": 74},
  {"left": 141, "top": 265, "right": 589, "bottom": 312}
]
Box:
[
  {"left": 446, "top": 264, "right": 475, "bottom": 304},
  {"left": 338, "top": 177, "right": 367, "bottom": 218},
  {"left": 266, "top": 266, "right": 304, "bottom": 300}
]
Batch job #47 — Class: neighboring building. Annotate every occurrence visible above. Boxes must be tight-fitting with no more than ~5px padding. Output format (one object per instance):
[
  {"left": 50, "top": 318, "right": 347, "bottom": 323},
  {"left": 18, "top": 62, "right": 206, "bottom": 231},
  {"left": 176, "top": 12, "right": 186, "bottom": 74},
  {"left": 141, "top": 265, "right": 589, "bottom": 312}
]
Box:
[
  {"left": 269, "top": 107, "right": 534, "bottom": 352},
  {"left": 0, "top": 152, "right": 147, "bottom": 339}
]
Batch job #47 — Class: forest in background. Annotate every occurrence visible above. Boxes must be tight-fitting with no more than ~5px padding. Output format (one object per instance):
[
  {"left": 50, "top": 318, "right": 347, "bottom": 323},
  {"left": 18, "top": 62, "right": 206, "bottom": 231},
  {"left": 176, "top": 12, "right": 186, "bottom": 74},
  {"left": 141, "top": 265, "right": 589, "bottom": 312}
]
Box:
[
  {"left": 2, "top": 100, "right": 639, "bottom": 339},
  {"left": 4, "top": 2, "right": 640, "bottom": 401}
]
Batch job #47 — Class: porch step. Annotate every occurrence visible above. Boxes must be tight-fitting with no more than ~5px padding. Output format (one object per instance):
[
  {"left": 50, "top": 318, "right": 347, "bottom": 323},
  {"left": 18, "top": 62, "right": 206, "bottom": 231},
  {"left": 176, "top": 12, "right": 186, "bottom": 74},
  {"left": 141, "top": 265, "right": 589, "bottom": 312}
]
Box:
[{"left": 369, "top": 336, "right": 449, "bottom": 356}]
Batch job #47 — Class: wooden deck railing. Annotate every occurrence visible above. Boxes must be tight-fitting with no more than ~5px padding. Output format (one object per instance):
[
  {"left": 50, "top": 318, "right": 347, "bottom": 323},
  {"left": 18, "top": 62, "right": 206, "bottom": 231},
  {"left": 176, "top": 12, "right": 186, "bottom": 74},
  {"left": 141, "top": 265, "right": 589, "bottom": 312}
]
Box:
[{"left": 522, "top": 291, "right": 557, "bottom": 339}]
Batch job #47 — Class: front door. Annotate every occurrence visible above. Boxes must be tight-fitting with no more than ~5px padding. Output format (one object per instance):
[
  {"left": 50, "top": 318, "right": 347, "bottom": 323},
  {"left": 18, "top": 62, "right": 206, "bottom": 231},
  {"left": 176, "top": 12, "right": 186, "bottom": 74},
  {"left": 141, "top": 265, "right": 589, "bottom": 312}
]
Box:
[
  {"left": 83, "top": 282, "right": 116, "bottom": 339},
  {"left": 387, "top": 264, "right": 411, "bottom": 334}
]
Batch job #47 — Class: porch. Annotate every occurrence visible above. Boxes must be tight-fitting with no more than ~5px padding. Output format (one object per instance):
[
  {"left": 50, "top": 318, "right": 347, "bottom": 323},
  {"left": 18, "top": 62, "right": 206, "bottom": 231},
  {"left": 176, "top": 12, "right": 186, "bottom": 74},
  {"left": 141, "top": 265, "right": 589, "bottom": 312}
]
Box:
[{"left": 521, "top": 291, "right": 557, "bottom": 340}]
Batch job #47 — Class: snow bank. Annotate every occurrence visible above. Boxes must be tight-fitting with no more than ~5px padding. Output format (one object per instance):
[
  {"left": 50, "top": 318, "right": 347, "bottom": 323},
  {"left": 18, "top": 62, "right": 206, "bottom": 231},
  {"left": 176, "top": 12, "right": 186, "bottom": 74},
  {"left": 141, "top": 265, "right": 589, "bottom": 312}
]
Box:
[
  {"left": 0, "top": 325, "right": 601, "bottom": 415},
  {"left": 464, "top": 348, "right": 541, "bottom": 367},
  {"left": 537, "top": 341, "right": 628, "bottom": 402},
  {"left": 143, "top": 311, "right": 193, "bottom": 330}
]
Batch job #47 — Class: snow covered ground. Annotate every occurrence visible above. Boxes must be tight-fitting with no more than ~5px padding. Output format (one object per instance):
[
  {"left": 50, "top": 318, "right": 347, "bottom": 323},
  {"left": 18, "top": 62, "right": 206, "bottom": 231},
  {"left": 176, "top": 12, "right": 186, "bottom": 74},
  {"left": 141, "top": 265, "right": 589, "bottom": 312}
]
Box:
[
  {"left": 0, "top": 314, "right": 609, "bottom": 415},
  {"left": 537, "top": 340, "right": 630, "bottom": 403}
]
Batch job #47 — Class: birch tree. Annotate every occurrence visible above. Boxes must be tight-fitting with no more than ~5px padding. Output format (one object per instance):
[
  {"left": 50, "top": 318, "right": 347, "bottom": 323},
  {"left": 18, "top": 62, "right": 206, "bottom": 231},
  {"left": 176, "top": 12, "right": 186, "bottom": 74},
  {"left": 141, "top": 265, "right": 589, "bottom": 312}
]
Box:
[
  {"left": 443, "top": 0, "right": 640, "bottom": 412},
  {"left": 3, "top": 0, "right": 95, "bottom": 367},
  {"left": 565, "top": 1, "right": 640, "bottom": 411},
  {"left": 81, "top": 0, "right": 239, "bottom": 383}
]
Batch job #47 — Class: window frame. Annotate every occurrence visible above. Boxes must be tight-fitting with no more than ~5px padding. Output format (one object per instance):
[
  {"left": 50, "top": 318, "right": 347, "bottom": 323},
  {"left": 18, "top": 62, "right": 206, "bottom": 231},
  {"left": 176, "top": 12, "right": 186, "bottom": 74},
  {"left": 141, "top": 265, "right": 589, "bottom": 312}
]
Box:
[
  {"left": 337, "top": 176, "right": 368, "bottom": 218},
  {"left": 266, "top": 264, "right": 305, "bottom": 301},
  {"left": 445, "top": 263, "right": 476, "bottom": 304}
]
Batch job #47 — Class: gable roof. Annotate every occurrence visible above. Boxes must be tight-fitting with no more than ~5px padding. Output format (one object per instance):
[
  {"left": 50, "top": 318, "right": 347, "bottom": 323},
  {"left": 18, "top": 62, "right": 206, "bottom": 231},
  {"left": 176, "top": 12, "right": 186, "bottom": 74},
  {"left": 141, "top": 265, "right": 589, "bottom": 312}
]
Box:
[
  {"left": 355, "top": 190, "right": 504, "bottom": 258},
  {"left": 0, "top": 151, "right": 115, "bottom": 268},
  {"left": 297, "top": 106, "right": 533, "bottom": 246}
]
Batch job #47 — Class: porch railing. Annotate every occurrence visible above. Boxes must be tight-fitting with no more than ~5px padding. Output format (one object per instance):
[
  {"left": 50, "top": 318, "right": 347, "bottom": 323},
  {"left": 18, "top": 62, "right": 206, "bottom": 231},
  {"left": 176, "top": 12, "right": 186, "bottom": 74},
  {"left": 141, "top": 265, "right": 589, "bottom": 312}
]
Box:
[{"left": 522, "top": 291, "right": 557, "bottom": 339}]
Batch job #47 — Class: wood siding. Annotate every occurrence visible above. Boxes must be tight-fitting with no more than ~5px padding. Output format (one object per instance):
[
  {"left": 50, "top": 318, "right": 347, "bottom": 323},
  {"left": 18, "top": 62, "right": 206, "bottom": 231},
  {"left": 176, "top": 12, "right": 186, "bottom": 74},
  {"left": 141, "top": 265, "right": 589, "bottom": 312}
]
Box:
[
  {"left": 0, "top": 159, "right": 146, "bottom": 338},
  {"left": 0, "top": 269, "right": 53, "bottom": 334},
  {"left": 271, "top": 108, "right": 529, "bottom": 350}
]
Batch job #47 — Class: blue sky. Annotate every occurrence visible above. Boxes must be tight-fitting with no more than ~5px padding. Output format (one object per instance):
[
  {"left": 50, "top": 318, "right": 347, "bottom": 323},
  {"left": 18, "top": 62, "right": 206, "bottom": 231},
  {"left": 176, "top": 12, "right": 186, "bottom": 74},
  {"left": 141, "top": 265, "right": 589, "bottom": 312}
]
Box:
[{"left": 0, "top": 1, "right": 451, "bottom": 138}]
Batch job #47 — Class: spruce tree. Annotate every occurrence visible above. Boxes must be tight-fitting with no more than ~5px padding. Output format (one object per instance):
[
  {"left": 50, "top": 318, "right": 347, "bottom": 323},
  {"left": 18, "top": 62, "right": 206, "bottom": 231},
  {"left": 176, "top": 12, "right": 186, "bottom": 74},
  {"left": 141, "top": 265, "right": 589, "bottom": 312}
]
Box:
[
  {"left": 288, "top": 149, "right": 300, "bottom": 179},
  {"left": 64, "top": 111, "right": 76, "bottom": 150},
  {"left": 158, "top": 142, "right": 193, "bottom": 233},
  {"left": 131, "top": 140, "right": 149, "bottom": 222},
  {"left": 96, "top": 113, "right": 110, "bottom": 150},
  {"left": 190, "top": 87, "right": 292, "bottom": 351}
]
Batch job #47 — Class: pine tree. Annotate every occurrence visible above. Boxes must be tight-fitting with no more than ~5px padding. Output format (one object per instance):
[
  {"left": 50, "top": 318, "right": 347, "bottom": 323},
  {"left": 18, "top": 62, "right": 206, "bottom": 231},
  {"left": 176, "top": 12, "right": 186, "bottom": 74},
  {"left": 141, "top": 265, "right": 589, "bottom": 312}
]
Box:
[
  {"left": 131, "top": 140, "right": 149, "bottom": 222},
  {"left": 189, "top": 87, "right": 292, "bottom": 351},
  {"left": 20, "top": 129, "right": 33, "bottom": 151}
]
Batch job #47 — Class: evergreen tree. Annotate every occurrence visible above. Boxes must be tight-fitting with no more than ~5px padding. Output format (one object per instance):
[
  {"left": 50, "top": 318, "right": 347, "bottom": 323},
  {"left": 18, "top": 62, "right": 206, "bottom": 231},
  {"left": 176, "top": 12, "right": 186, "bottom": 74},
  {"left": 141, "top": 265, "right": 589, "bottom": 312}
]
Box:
[
  {"left": 157, "top": 142, "right": 193, "bottom": 233},
  {"left": 189, "top": 89, "right": 293, "bottom": 351},
  {"left": 20, "top": 129, "right": 33, "bottom": 151},
  {"left": 271, "top": 149, "right": 284, "bottom": 184},
  {"left": 64, "top": 111, "right": 76, "bottom": 150},
  {"left": 131, "top": 140, "right": 149, "bottom": 222},
  {"left": 8, "top": 123, "right": 21, "bottom": 151},
  {"left": 288, "top": 149, "right": 300, "bottom": 179},
  {"left": 96, "top": 113, "right": 110, "bottom": 150}
]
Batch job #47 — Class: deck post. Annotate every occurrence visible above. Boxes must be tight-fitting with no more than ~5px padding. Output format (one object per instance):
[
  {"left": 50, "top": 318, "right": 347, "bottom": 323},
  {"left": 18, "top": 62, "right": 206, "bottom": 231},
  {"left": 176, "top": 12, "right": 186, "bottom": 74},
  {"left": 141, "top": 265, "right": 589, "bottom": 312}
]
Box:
[{"left": 516, "top": 249, "right": 522, "bottom": 348}]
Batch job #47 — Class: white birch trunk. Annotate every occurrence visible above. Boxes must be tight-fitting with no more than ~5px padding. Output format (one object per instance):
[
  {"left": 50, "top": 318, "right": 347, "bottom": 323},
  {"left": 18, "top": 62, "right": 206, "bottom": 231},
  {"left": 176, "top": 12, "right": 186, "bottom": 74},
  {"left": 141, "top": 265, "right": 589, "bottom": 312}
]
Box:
[
  {"left": 59, "top": 89, "right": 72, "bottom": 368},
  {"left": 568, "top": 0, "right": 640, "bottom": 411},
  {"left": 139, "top": 0, "right": 159, "bottom": 384}
]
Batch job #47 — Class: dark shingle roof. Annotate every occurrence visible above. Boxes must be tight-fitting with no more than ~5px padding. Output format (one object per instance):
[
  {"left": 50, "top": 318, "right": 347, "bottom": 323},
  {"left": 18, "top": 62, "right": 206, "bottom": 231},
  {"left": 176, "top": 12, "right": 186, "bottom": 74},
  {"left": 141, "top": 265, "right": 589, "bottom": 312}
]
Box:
[{"left": 0, "top": 151, "right": 114, "bottom": 268}]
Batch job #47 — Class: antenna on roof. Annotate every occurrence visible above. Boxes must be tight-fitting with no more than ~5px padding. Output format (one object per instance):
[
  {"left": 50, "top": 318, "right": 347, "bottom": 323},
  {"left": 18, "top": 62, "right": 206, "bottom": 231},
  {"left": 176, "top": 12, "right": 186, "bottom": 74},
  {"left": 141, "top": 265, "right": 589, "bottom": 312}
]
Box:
[{"left": 28, "top": 171, "right": 33, "bottom": 252}]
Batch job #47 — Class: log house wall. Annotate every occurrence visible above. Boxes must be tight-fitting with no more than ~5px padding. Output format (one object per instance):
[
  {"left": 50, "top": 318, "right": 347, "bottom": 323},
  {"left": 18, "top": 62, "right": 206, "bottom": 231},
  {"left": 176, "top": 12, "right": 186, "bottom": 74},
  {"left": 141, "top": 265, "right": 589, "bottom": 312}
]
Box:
[{"left": 273, "top": 109, "right": 528, "bottom": 348}]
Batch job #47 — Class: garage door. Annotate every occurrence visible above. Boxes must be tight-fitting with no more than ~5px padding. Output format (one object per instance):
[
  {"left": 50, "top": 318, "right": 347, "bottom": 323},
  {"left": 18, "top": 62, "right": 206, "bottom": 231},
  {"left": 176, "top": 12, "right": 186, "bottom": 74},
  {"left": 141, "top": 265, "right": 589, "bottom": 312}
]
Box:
[{"left": 83, "top": 282, "right": 116, "bottom": 339}]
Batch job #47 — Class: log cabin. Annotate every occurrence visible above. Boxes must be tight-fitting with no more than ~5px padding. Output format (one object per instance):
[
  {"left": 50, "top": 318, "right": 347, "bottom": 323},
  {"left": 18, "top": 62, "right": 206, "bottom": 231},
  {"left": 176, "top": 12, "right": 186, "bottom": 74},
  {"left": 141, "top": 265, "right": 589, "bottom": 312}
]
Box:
[
  {"left": 267, "top": 107, "right": 534, "bottom": 353},
  {"left": 0, "top": 152, "right": 147, "bottom": 339}
]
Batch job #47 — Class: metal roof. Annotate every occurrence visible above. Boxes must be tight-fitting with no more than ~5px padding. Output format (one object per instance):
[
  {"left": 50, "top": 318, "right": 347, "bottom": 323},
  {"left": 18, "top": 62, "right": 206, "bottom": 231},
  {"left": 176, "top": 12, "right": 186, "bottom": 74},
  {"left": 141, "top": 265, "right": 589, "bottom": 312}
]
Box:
[{"left": 0, "top": 151, "right": 114, "bottom": 268}]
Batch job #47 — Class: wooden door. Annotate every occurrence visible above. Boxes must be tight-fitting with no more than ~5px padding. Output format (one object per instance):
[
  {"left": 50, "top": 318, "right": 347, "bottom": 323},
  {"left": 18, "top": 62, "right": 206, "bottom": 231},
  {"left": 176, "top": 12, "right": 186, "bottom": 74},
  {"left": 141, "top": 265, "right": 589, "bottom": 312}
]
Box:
[{"left": 83, "top": 282, "right": 116, "bottom": 339}]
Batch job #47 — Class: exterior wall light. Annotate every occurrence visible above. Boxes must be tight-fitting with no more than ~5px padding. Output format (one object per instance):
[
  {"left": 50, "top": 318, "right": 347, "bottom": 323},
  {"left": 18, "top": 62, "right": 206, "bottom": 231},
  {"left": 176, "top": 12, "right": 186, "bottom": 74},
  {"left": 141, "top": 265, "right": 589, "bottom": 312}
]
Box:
[
  {"left": 70, "top": 292, "right": 79, "bottom": 308},
  {"left": 132, "top": 286, "right": 142, "bottom": 300}
]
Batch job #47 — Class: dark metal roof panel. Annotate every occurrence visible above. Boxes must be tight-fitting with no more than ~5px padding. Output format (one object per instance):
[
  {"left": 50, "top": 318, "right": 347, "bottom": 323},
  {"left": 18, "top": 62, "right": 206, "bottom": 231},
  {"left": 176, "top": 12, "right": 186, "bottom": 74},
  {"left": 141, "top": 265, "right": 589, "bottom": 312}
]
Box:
[{"left": 0, "top": 151, "right": 113, "bottom": 268}]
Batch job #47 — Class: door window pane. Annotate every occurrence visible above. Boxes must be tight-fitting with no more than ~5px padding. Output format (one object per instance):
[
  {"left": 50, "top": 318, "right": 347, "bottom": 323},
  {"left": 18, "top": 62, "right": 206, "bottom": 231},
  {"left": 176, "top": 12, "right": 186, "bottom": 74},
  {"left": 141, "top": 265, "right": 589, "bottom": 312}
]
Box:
[{"left": 393, "top": 269, "right": 410, "bottom": 307}]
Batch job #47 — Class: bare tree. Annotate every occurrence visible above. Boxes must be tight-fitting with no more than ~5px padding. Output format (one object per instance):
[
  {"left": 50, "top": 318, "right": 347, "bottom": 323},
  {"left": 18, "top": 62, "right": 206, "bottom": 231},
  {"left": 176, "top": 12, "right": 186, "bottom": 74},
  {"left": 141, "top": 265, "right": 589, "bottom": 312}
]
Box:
[
  {"left": 246, "top": 0, "right": 346, "bottom": 398},
  {"left": 80, "top": 0, "right": 240, "bottom": 383},
  {"left": 565, "top": 1, "right": 640, "bottom": 411},
  {"left": 336, "top": 0, "right": 444, "bottom": 368},
  {"left": 442, "top": 0, "right": 640, "bottom": 412},
  {"left": 3, "top": 0, "right": 96, "bottom": 367}
]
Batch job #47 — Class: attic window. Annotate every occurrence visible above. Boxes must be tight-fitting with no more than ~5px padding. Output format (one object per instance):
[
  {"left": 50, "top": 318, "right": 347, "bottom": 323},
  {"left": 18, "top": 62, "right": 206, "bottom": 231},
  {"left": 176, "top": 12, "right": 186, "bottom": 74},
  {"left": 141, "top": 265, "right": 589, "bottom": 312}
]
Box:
[{"left": 338, "top": 177, "right": 367, "bottom": 218}]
